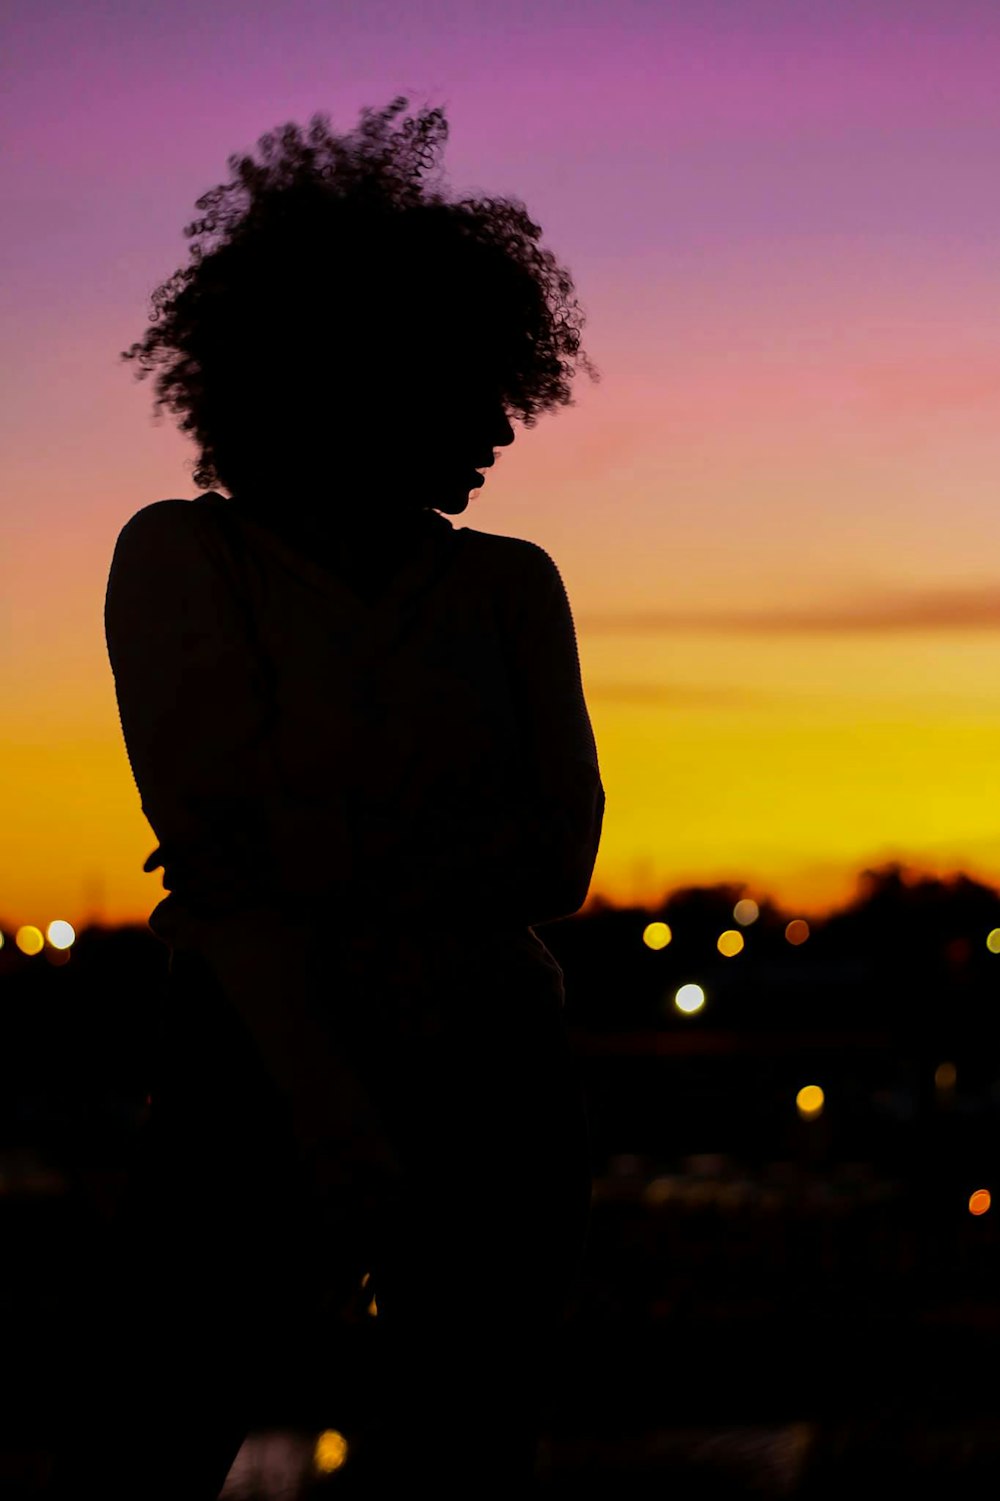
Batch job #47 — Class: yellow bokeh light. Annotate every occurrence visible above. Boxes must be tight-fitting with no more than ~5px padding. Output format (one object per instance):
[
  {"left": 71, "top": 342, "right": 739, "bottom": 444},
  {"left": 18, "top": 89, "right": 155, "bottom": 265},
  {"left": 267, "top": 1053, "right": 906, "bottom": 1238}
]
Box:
[
  {"left": 0, "top": 930, "right": 4, "bottom": 949},
  {"left": 733, "top": 899, "right": 759, "bottom": 926},
  {"left": 314, "top": 1430, "right": 348, "bottom": 1474},
  {"left": 935, "top": 1061, "right": 957, "bottom": 1091},
  {"left": 785, "top": 919, "right": 810, "bottom": 946},
  {"left": 367, "top": 1296, "right": 378, "bottom": 1317},
  {"left": 46, "top": 920, "right": 76, "bottom": 950},
  {"left": 796, "top": 1084, "right": 824, "bottom": 1119},
  {"left": 987, "top": 929, "right": 1000, "bottom": 954},
  {"left": 15, "top": 926, "right": 44, "bottom": 957},
  {"left": 643, "top": 921, "right": 672, "bottom": 950},
  {"left": 675, "top": 983, "right": 705, "bottom": 1015},
  {"left": 717, "top": 929, "right": 745, "bottom": 958},
  {"left": 969, "top": 1189, "right": 991, "bottom": 1217}
]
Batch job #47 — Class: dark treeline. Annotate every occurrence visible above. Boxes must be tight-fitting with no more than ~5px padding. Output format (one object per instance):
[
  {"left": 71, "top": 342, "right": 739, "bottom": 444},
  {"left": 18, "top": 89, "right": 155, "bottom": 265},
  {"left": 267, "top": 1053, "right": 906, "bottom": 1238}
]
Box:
[{"left": 3, "top": 859, "right": 1000, "bottom": 1176}]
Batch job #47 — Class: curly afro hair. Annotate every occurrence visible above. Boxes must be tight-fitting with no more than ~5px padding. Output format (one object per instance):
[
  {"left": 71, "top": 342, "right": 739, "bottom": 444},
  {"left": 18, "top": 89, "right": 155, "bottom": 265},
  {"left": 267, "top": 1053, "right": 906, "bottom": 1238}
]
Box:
[{"left": 119, "top": 94, "right": 600, "bottom": 508}]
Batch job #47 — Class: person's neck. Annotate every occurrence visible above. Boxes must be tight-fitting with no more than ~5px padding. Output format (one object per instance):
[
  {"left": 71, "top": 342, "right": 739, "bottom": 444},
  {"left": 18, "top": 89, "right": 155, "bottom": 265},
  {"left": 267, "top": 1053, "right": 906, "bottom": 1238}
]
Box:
[{"left": 239, "top": 489, "right": 431, "bottom": 550}]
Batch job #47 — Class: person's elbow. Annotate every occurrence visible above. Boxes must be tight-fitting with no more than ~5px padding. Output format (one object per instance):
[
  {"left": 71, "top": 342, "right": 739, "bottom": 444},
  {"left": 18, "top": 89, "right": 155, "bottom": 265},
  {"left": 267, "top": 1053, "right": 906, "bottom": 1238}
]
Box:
[
  {"left": 536, "top": 781, "right": 604, "bottom": 924},
  {"left": 528, "top": 850, "right": 600, "bottom": 928}
]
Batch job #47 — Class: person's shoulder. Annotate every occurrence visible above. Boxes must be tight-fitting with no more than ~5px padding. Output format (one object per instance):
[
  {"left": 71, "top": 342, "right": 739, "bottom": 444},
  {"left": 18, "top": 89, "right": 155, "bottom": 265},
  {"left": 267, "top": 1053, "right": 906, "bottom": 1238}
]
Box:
[
  {"left": 114, "top": 496, "right": 194, "bottom": 545},
  {"left": 112, "top": 494, "right": 227, "bottom": 561},
  {"left": 458, "top": 524, "right": 559, "bottom": 581}
]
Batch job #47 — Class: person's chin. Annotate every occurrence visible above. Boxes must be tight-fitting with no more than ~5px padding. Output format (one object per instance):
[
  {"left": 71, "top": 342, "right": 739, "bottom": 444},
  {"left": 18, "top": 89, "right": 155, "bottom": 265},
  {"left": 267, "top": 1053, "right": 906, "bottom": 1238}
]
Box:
[
  {"left": 434, "top": 494, "right": 470, "bottom": 515},
  {"left": 426, "top": 473, "right": 481, "bottom": 515}
]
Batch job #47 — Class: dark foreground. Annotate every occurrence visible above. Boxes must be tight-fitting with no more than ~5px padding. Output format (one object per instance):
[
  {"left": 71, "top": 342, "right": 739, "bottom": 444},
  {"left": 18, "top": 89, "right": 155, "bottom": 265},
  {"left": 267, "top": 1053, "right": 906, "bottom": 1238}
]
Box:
[{"left": 9, "top": 1153, "right": 1000, "bottom": 1498}]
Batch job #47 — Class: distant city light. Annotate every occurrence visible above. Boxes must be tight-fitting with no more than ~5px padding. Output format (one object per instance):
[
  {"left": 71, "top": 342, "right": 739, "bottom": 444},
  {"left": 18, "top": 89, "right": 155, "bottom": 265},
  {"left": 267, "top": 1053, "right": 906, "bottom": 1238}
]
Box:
[
  {"left": 643, "top": 921, "right": 672, "bottom": 950},
  {"left": 46, "top": 920, "right": 76, "bottom": 950},
  {"left": 935, "top": 1061, "right": 957, "bottom": 1091},
  {"left": 969, "top": 1189, "right": 991, "bottom": 1217},
  {"left": 314, "top": 1431, "right": 348, "bottom": 1474},
  {"left": 987, "top": 929, "right": 1000, "bottom": 954},
  {"left": 717, "top": 929, "right": 744, "bottom": 958},
  {"left": 675, "top": 983, "right": 705, "bottom": 1015},
  {"left": 733, "top": 899, "right": 759, "bottom": 926},
  {"left": 15, "top": 926, "right": 44, "bottom": 957},
  {"left": 796, "top": 1084, "right": 824, "bottom": 1119},
  {"left": 785, "top": 919, "right": 810, "bottom": 946}
]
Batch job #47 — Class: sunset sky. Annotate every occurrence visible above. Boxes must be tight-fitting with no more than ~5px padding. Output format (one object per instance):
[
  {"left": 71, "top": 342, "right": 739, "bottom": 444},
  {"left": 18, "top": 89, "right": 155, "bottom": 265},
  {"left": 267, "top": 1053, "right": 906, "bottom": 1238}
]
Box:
[{"left": 6, "top": 0, "right": 1000, "bottom": 932}]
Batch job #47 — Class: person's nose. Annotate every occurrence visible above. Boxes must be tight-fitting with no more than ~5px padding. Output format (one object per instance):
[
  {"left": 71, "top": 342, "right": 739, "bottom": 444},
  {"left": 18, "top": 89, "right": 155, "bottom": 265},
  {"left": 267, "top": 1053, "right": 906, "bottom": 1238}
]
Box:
[{"left": 493, "top": 410, "right": 515, "bottom": 450}]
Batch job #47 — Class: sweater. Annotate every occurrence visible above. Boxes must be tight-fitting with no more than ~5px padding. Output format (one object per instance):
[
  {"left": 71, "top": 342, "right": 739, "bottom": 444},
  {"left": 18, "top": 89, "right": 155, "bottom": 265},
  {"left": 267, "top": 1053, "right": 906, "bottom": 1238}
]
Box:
[{"left": 104, "top": 491, "right": 605, "bottom": 1022}]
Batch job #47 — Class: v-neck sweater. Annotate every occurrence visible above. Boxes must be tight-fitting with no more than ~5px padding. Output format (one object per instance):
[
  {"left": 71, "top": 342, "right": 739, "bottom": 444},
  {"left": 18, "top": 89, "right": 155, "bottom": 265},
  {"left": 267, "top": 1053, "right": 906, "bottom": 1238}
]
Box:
[{"left": 104, "top": 490, "right": 605, "bottom": 1015}]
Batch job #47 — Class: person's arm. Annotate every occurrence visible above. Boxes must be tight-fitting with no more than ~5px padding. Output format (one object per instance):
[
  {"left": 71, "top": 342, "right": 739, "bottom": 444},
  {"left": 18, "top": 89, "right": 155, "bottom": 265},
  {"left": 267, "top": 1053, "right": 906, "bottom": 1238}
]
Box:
[
  {"left": 106, "top": 499, "right": 355, "bottom": 924},
  {"left": 385, "top": 540, "right": 605, "bottom": 928},
  {"left": 104, "top": 500, "right": 388, "bottom": 1158}
]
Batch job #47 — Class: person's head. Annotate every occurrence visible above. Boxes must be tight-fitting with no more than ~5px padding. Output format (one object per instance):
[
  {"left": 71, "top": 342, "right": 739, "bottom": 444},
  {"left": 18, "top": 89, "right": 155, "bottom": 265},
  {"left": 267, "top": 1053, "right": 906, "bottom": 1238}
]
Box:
[{"left": 120, "top": 94, "right": 600, "bottom": 519}]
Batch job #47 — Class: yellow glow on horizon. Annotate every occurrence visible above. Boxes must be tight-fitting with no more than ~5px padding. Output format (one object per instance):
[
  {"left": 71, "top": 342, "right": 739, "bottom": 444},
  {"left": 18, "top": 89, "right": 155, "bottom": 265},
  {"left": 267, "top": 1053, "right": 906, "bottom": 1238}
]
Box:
[{"left": 583, "top": 644, "right": 1000, "bottom": 917}]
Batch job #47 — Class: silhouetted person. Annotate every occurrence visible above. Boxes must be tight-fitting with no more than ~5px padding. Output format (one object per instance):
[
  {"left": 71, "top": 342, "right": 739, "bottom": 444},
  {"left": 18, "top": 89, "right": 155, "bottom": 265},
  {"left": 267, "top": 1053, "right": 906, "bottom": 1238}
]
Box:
[{"left": 46, "top": 96, "right": 604, "bottom": 1499}]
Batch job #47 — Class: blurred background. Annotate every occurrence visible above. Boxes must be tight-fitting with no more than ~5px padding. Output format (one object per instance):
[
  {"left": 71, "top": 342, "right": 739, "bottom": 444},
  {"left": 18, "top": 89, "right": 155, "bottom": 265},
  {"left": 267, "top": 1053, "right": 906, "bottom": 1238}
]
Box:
[{"left": 7, "top": 0, "right": 1000, "bottom": 1492}]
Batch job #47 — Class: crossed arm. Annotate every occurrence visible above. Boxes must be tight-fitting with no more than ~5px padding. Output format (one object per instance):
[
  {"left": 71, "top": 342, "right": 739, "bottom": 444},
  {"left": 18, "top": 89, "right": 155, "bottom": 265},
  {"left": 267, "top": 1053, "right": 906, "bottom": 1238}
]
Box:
[{"left": 106, "top": 500, "right": 604, "bottom": 938}]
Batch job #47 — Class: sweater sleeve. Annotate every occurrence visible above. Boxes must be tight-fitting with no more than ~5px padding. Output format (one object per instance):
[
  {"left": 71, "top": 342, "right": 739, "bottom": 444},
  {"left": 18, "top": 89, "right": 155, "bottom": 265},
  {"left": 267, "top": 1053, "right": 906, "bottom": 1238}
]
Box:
[
  {"left": 106, "top": 499, "right": 395, "bottom": 1127},
  {"left": 105, "top": 499, "right": 351, "bottom": 930},
  {"left": 386, "top": 541, "right": 605, "bottom": 929},
  {"left": 502, "top": 542, "right": 605, "bottom": 923}
]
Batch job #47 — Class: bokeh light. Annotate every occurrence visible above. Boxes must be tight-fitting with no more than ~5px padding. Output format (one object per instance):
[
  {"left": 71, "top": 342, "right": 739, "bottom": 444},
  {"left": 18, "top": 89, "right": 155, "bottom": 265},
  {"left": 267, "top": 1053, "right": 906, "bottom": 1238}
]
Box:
[
  {"left": 717, "top": 929, "right": 745, "bottom": 957},
  {"left": 969, "top": 1189, "right": 991, "bottom": 1217},
  {"left": 935, "top": 1061, "right": 957, "bottom": 1091},
  {"left": 15, "top": 926, "right": 44, "bottom": 956},
  {"left": 643, "top": 921, "right": 672, "bottom": 950},
  {"left": 675, "top": 983, "right": 705, "bottom": 1015},
  {"left": 796, "top": 1084, "right": 825, "bottom": 1119},
  {"left": 733, "top": 898, "right": 759, "bottom": 926},
  {"left": 987, "top": 929, "right": 1000, "bottom": 954},
  {"left": 785, "top": 919, "right": 810, "bottom": 946},
  {"left": 314, "top": 1431, "right": 348, "bottom": 1474},
  {"left": 46, "top": 920, "right": 76, "bottom": 950}
]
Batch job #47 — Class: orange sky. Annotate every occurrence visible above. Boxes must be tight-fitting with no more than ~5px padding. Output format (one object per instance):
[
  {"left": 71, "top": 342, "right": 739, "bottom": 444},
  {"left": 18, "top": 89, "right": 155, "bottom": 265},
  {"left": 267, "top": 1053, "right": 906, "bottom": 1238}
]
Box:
[{"left": 6, "top": 1, "right": 1000, "bottom": 935}]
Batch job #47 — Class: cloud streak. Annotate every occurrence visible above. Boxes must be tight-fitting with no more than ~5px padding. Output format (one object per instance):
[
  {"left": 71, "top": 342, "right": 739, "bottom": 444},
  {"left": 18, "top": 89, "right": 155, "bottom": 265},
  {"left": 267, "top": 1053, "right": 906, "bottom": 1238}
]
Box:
[{"left": 579, "top": 585, "right": 1000, "bottom": 635}]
